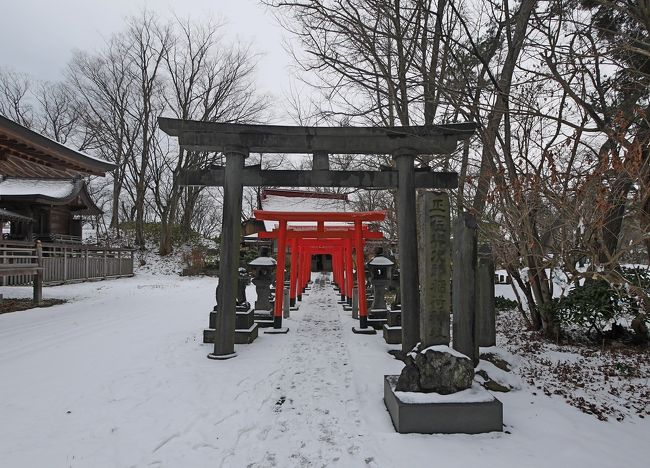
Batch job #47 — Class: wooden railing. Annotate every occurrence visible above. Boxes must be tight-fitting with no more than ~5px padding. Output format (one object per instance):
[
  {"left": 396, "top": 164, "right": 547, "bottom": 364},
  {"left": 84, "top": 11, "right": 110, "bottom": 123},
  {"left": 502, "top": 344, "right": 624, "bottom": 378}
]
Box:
[
  {"left": 39, "top": 233, "right": 83, "bottom": 244},
  {"left": 0, "top": 241, "right": 43, "bottom": 302},
  {"left": 0, "top": 241, "right": 134, "bottom": 286}
]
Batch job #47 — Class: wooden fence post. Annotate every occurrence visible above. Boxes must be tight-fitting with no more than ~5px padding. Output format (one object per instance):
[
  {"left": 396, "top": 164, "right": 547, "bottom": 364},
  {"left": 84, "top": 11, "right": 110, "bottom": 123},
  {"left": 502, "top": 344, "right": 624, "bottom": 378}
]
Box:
[
  {"left": 33, "top": 240, "right": 43, "bottom": 305},
  {"left": 63, "top": 247, "right": 68, "bottom": 282},
  {"left": 103, "top": 249, "right": 107, "bottom": 280}
]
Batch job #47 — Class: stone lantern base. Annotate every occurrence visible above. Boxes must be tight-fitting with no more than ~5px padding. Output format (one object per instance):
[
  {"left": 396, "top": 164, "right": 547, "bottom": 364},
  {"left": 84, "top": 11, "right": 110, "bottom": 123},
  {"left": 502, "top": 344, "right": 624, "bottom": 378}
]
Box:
[
  {"left": 368, "top": 308, "right": 388, "bottom": 329},
  {"left": 382, "top": 309, "right": 402, "bottom": 344}
]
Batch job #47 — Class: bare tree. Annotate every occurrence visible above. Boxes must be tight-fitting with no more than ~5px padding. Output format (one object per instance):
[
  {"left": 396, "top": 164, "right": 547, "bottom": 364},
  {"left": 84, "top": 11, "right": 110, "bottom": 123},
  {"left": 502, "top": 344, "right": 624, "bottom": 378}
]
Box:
[
  {"left": 0, "top": 67, "right": 33, "bottom": 127},
  {"left": 151, "top": 17, "right": 269, "bottom": 255}
]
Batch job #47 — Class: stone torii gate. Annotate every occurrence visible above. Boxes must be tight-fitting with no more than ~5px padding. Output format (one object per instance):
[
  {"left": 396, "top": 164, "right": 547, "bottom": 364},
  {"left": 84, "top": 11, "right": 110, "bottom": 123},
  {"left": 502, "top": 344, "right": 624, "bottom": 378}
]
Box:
[{"left": 159, "top": 118, "right": 475, "bottom": 360}]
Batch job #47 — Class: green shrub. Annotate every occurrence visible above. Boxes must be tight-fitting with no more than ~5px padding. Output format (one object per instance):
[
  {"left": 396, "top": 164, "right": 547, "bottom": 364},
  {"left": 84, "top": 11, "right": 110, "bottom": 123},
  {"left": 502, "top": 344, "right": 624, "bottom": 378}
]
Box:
[
  {"left": 550, "top": 273, "right": 649, "bottom": 338},
  {"left": 553, "top": 279, "right": 620, "bottom": 337},
  {"left": 495, "top": 295, "right": 518, "bottom": 311}
]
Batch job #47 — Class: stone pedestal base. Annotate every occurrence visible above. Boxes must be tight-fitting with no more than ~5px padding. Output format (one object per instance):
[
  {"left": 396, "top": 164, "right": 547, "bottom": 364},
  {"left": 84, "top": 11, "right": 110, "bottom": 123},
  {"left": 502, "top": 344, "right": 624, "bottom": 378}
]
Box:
[
  {"left": 368, "top": 308, "right": 388, "bottom": 329},
  {"left": 236, "top": 324, "right": 259, "bottom": 343},
  {"left": 387, "top": 310, "right": 401, "bottom": 327},
  {"left": 383, "top": 375, "right": 503, "bottom": 434},
  {"left": 263, "top": 327, "right": 290, "bottom": 334},
  {"left": 205, "top": 308, "right": 258, "bottom": 344},
  {"left": 203, "top": 324, "right": 259, "bottom": 345},
  {"left": 352, "top": 326, "right": 377, "bottom": 335},
  {"left": 253, "top": 309, "right": 275, "bottom": 328},
  {"left": 236, "top": 309, "right": 255, "bottom": 329},
  {"left": 235, "top": 303, "right": 250, "bottom": 313},
  {"left": 383, "top": 325, "right": 402, "bottom": 344}
]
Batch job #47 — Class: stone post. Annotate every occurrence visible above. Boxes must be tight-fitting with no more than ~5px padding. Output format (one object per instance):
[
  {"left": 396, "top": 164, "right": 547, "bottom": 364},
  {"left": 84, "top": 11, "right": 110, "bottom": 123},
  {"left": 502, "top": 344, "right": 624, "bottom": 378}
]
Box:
[
  {"left": 33, "top": 240, "right": 43, "bottom": 305},
  {"left": 394, "top": 148, "right": 421, "bottom": 352},
  {"left": 477, "top": 244, "right": 496, "bottom": 347},
  {"left": 352, "top": 286, "right": 359, "bottom": 319},
  {"left": 283, "top": 288, "right": 290, "bottom": 319},
  {"left": 209, "top": 146, "right": 247, "bottom": 360},
  {"left": 452, "top": 213, "right": 479, "bottom": 365},
  {"left": 418, "top": 191, "right": 451, "bottom": 348}
]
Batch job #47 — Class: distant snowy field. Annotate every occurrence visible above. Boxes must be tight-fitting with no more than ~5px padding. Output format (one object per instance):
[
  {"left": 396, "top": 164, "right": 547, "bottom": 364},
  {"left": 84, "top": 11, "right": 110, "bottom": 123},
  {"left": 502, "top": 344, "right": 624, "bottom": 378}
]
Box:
[{"left": 1, "top": 273, "right": 649, "bottom": 467}]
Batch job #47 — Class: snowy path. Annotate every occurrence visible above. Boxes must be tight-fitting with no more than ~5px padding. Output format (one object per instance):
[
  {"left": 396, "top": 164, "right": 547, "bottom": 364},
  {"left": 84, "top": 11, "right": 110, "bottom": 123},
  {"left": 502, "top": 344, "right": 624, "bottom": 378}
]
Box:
[
  {"left": 216, "top": 283, "right": 372, "bottom": 468},
  {"left": 1, "top": 274, "right": 649, "bottom": 468}
]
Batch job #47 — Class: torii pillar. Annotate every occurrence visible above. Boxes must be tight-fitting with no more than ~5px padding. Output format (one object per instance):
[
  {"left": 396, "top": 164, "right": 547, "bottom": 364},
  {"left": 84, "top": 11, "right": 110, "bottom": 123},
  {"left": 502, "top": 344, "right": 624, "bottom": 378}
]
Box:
[
  {"left": 395, "top": 148, "right": 421, "bottom": 352},
  {"left": 209, "top": 145, "right": 247, "bottom": 360}
]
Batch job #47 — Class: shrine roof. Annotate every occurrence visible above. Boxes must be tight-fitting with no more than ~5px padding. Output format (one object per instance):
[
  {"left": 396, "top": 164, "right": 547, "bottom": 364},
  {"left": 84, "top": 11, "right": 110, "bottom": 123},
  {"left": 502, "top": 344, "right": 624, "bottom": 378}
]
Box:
[
  {"left": 0, "top": 177, "right": 102, "bottom": 215},
  {"left": 0, "top": 116, "right": 115, "bottom": 178},
  {"left": 259, "top": 189, "right": 349, "bottom": 231}
]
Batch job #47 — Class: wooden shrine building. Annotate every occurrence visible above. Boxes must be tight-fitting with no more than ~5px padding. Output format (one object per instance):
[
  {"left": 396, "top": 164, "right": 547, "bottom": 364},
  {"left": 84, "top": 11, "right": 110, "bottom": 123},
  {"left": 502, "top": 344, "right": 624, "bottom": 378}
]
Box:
[{"left": 0, "top": 116, "right": 115, "bottom": 242}]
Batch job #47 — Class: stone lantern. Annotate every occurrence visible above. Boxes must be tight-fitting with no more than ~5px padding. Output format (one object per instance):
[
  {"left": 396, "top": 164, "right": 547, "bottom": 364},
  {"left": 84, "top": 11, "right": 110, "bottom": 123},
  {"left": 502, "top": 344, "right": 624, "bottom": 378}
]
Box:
[
  {"left": 368, "top": 252, "right": 394, "bottom": 311},
  {"left": 249, "top": 248, "right": 276, "bottom": 313},
  {"left": 383, "top": 266, "right": 402, "bottom": 344}
]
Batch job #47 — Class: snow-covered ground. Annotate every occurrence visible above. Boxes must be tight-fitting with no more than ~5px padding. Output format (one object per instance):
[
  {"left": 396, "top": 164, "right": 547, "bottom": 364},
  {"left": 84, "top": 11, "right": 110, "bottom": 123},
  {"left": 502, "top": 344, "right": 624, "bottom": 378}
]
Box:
[{"left": 1, "top": 274, "right": 649, "bottom": 467}]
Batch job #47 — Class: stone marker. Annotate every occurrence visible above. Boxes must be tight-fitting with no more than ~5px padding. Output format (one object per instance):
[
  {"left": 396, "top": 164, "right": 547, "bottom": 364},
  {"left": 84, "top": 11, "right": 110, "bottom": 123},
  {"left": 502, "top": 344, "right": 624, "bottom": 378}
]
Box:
[
  {"left": 418, "top": 191, "right": 451, "bottom": 348},
  {"left": 477, "top": 244, "right": 496, "bottom": 347},
  {"left": 452, "top": 213, "right": 479, "bottom": 366},
  {"left": 352, "top": 286, "right": 359, "bottom": 320},
  {"left": 283, "top": 288, "right": 290, "bottom": 319}
]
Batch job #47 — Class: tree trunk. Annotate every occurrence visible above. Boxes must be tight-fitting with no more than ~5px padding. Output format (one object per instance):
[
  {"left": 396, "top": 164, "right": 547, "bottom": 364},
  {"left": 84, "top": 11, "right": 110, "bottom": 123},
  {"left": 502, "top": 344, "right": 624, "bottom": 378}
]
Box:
[
  {"left": 471, "top": 0, "right": 538, "bottom": 214},
  {"left": 159, "top": 191, "right": 180, "bottom": 256}
]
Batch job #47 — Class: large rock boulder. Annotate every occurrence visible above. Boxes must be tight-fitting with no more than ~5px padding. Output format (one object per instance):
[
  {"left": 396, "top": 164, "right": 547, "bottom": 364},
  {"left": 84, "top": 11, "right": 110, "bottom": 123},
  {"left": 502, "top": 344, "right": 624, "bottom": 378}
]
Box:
[{"left": 395, "top": 344, "right": 474, "bottom": 394}]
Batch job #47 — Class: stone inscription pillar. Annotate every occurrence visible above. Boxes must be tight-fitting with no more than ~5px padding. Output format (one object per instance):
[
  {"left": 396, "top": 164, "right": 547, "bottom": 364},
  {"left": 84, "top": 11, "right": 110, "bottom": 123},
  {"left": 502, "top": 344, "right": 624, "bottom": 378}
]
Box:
[
  {"left": 394, "top": 148, "right": 421, "bottom": 352},
  {"left": 452, "top": 212, "right": 479, "bottom": 365},
  {"left": 477, "top": 244, "right": 496, "bottom": 347},
  {"left": 209, "top": 146, "right": 248, "bottom": 360},
  {"left": 418, "top": 191, "right": 451, "bottom": 348}
]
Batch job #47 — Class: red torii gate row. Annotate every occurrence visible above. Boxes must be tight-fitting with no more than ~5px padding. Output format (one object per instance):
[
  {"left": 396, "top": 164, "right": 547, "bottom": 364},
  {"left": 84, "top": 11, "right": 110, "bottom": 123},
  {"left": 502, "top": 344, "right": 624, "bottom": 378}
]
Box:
[
  {"left": 257, "top": 226, "right": 383, "bottom": 305},
  {"left": 253, "top": 210, "right": 386, "bottom": 330}
]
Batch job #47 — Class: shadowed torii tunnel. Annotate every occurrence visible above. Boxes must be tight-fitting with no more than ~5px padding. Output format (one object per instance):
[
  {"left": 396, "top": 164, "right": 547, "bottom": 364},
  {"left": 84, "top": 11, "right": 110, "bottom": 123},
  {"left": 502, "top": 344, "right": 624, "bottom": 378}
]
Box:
[{"left": 254, "top": 210, "right": 386, "bottom": 330}]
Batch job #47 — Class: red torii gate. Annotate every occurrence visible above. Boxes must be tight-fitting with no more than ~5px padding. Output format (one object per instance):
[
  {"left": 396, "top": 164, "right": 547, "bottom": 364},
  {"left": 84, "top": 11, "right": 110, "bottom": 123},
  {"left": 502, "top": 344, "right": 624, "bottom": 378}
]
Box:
[
  {"left": 258, "top": 227, "right": 383, "bottom": 305},
  {"left": 253, "top": 210, "right": 385, "bottom": 330}
]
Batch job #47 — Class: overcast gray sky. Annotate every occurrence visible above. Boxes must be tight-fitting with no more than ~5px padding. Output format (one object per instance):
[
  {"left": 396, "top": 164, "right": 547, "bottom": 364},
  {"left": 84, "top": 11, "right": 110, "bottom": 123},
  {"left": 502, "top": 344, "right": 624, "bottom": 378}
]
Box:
[{"left": 1, "top": 0, "right": 298, "bottom": 121}]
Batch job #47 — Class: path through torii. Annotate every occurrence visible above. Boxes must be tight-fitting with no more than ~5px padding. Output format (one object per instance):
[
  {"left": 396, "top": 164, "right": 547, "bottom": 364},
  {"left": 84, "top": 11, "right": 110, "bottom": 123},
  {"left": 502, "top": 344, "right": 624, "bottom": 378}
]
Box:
[
  {"left": 254, "top": 209, "right": 385, "bottom": 331},
  {"left": 159, "top": 119, "right": 475, "bottom": 359}
]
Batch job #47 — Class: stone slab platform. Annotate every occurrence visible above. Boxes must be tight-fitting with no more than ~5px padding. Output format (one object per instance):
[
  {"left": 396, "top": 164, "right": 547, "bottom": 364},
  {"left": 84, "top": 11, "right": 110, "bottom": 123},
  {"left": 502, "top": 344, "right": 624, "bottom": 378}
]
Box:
[
  {"left": 383, "top": 325, "right": 402, "bottom": 344},
  {"left": 383, "top": 375, "right": 503, "bottom": 434},
  {"left": 367, "top": 317, "right": 387, "bottom": 330},
  {"left": 203, "top": 324, "right": 259, "bottom": 345}
]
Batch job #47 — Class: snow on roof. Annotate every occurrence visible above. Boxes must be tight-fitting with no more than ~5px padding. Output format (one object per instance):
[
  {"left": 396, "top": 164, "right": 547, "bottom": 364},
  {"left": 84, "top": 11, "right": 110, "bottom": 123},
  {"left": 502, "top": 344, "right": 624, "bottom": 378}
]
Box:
[
  {"left": 0, "top": 178, "right": 76, "bottom": 198},
  {"left": 249, "top": 256, "right": 277, "bottom": 266},
  {"left": 0, "top": 208, "right": 34, "bottom": 223},
  {"left": 368, "top": 256, "right": 394, "bottom": 266},
  {"left": 260, "top": 189, "right": 350, "bottom": 231}
]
